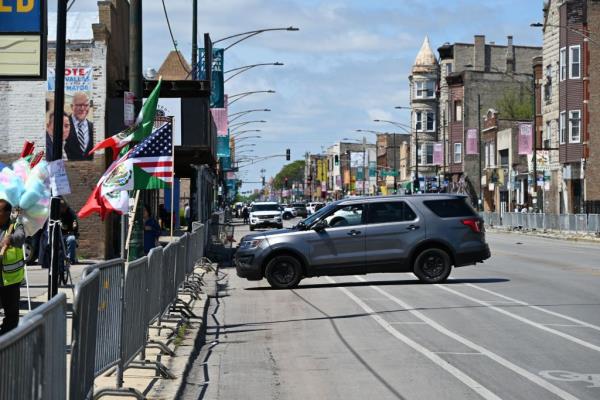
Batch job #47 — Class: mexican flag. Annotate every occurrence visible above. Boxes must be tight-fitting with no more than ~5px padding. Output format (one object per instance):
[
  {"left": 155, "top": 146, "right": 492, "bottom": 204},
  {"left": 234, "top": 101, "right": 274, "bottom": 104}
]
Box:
[
  {"left": 78, "top": 150, "right": 133, "bottom": 220},
  {"left": 88, "top": 78, "right": 163, "bottom": 159},
  {"left": 100, "top": 122, "right": 174, "bottom": 197}
]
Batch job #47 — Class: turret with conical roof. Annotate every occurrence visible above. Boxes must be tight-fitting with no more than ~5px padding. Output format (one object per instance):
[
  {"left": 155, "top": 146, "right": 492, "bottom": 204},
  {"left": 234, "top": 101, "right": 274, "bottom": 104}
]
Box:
[{"left": 413, "top": 36, "right": 438, "bottom": 73}]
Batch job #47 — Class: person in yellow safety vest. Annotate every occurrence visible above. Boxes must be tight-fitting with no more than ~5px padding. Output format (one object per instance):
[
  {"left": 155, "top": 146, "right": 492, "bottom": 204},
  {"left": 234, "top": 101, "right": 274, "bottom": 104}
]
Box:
[{"left": 0, "top": 199, "right": 25, "bottom": 335}]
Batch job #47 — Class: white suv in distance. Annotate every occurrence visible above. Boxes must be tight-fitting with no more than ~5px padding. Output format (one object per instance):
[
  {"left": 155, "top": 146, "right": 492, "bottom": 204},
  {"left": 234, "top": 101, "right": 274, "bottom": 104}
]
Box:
[
  {"left": 306, "top": 202, "right": 325, "bottom": 215},
  {"left": 249, "top": 202, "right": 283, "bottom": 231}
]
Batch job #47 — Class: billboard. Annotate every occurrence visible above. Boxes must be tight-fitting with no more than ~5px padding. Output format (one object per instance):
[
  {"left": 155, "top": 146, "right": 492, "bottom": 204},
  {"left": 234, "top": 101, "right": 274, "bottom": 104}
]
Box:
[
  {"left": 46, "top": 67, "right": 96, "bottom": 161},
  {"left": 433, "top": 143, "right": 443, "bottom": 165},
  {"left": 0, "top": 0, "right": 46, "bottom": 79}
]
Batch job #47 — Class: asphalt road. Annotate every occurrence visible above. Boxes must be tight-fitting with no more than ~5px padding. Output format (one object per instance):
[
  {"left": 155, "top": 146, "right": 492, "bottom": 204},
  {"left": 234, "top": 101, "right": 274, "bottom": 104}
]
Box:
[{"left": 180, "top": 218, "right": 600, "bottom": 400}]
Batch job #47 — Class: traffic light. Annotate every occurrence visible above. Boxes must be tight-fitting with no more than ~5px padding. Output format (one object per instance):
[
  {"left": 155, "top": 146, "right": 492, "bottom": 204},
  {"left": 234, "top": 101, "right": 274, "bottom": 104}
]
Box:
[
  {"left": 262, "top": 176, "right": 265, "bottom": 186},
  {"left": 286, "top": 148, "right": 290, "bottom": 161},
  {"left": 284, "top": 177, "right": 289, "bottom": 188}
]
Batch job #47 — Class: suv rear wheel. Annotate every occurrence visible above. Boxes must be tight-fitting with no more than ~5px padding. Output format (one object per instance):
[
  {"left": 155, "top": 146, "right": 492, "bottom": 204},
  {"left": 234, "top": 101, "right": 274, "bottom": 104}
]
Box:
[
  {"left": 413, "top": 248, "right": 451, "bottom": 283},
  {"left": 265, "top": 255, "right": 302, "bottom": 289}
]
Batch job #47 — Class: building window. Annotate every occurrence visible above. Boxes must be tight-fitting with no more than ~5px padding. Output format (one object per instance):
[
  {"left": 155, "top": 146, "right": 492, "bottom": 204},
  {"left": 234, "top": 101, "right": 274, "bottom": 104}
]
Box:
[
  {"left": 485, "top": 142, "right": 495, "bottom": 168},
  {"left": 559, "top": 111, "right": 566, "bottom": 144},
  {"left": 426, "top": 112, "right": 435, "bottom": 131},
  {"left": 454, "top": 100, "right": 462, "bottom": 122},
  {"left": 569, "top": 45, "right": 581, "bottom": 79},
  {"left": 569, "top": 110, "right": 581, "bottom": 143},
  {"left": 499, "top": 149, "right": 509, "bottom": 167},
  {"left": 453, "top": 142, "right": 462, "bottom": 163},
  {"left": 559, "top": 47, "right": 566, "bottom": 81},
  {"left": 544, "top": 121, "right": 552, "bottom": 148},
  {"left": 445, "top": 63, "right": 453, "bottom": 76},
  {"left": 544, "top": 65, "right": 552, "bottom": 102},
  {"left": 421, "top": 143, "right": 434, "bottom": 165},
  {"left": 415, "top": 80, "right": 435, "bottom": 98}
]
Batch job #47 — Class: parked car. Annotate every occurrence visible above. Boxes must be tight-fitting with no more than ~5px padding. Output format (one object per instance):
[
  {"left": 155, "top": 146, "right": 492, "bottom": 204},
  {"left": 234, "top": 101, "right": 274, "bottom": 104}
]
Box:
[
  {"left": 306, "top": 202, "right": 325, "bottom": 215},
  {"left": 281, "top": 205, "right": 297, "bottom": 220},
  {"left": 235, "top": 194, "right": 490, "bottom": 289},
  {"left": 249, "top": 202, "right": 283, "bottom": 231},
  {"left": 291, "top": 203, "right": 308, "bottom": 218}
]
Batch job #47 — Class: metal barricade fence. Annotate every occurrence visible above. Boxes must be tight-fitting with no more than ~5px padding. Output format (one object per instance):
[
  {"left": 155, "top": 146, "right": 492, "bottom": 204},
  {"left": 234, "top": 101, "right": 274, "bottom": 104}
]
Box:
[
  {"left": 589, "top": 214, "right": 600, "bottom": 233},
  {"left": 70, "top": 269, "right": 100, "bottom": 400},
  {"left": 22, "top": 293, "right": 67, "bottom": 400},
  {"left": 95, "top": 257, "right": 149, "bottom": 399},
  {"left": 160, "top": 242, "right": 178, "bottom": 316},
  {"left": 146, "top": 247, "right": 164, "bottom": 325},
  {"left": 575, "top": 214, "right": 587, "bottom": 233},
  {"left": 83, "top": 259, "right": 125, "bottom": 376},
  {"left": 175, "top": 234, "right": 189, "bottom": 292},
  {"left": 0, "top": 315, "right": 44, "bottom": 400}
]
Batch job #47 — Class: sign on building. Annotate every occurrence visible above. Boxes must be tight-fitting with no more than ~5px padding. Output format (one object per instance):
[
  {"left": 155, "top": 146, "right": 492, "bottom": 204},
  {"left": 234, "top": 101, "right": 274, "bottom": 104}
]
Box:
[
  {"left": 0, "top": 0, "right": 46, "bottom": 79},
  {"left": 466, "top": 129, "right": 479, "bottom": 155}
]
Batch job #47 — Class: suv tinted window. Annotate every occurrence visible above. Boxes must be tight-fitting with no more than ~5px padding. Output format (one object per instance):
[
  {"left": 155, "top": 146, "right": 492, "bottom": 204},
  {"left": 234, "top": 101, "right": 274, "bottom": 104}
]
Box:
[
  {"left": 326, "top": 205, "right": 364, "bottom": 227},
  {"left": 252, "top": 204, "right": 280, "bottom": 212},
  {"left": 367, "top": 201, "right": 416, "bottom": 224},
  {"left": 423, "top": 198, "right": 476, "bottom": 218}
]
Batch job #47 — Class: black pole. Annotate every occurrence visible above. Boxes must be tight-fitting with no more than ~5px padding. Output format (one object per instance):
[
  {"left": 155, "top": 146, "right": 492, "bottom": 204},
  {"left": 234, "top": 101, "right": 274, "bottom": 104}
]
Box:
[
  {"left": 415, "top": 130, "right": 419, "bottom": 192},
  {"left": 191, "top": 0, "right": 198, "bottom": 78},
  {"left": 127, "top": 0, "right": 144, "bottom": 261},
  {"left": 393, "top": 134, "right": 397, "bottom": 193},
  {"left": 48, "top": 0, "right": 68, "bottom": 300},
  {"left": 532, "top": 65, "right": 538, "bottom": 210},
  {"left": 478, "top": 93, "right": 483, "bottom": 211}
]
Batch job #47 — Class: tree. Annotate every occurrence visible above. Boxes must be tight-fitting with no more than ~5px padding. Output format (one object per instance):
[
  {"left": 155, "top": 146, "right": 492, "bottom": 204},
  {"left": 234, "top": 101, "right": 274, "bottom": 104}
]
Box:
[
  {"left": 273, "top": 160, "right": 305, "bottom": 190},
  {"left": 495, "top": 89, "right": 533, "bottom": 120}
]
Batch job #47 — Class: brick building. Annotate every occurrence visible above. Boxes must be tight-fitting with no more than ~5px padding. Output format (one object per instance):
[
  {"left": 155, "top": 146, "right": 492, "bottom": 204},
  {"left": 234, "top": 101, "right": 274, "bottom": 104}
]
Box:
[
  {"left": 0, "top": 0, "right": 129, "bottom": 259},
  {"left": 438, "top": 35, "right": 541, "bottom": 208},
  {"left": 588, "top": 0, "right": 600, "bottom": 211}
]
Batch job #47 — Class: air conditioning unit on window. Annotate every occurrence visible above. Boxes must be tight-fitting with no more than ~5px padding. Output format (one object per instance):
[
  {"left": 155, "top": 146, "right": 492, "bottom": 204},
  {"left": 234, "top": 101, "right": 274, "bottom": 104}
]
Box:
[{"left": 543, "top": 139, "right": 551, "bottom": 149}]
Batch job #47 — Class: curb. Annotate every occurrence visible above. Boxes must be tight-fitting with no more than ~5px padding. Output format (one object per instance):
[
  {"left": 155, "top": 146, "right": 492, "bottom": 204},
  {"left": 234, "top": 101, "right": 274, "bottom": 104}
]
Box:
[{"left": 487, "top": 227, "right": 600, "bottom": 244}]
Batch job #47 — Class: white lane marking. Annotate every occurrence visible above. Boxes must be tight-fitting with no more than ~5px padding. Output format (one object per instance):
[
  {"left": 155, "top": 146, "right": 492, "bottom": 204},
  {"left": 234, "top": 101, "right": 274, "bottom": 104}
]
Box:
[
  {"left": 540, "top": 370, "right": 600, "bottom": 388},
  {"left": 438, "top": 285, "right": 600, "bottom": 353},
  {"left": 466, "top": 284, "right": 600, "bottom": 333},
  {"left": 544, "top": 324, "right": 591, "bottom": 328},
  {"left": 324, "top": 277, "right": 502, "bottom": 400},
  {"left": 352, "top": 276, "right": 580, "bottom": 400},
  {"left": 434, "top": 352, "right": 482, "bottom": 355}
]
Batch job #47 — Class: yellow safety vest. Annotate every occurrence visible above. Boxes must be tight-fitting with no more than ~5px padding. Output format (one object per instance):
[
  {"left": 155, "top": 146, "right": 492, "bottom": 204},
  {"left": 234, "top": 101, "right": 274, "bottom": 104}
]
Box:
[{"left": 1, "top": 224, "right": 25, "bottom": 286}]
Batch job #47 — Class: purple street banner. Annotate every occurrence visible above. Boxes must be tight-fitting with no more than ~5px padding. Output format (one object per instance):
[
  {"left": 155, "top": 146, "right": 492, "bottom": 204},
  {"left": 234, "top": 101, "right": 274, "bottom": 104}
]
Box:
[
  {"left": 518, "top": 123, "right": 533, "bottom": 155},
  {"left": 466, "top": 128, "right": 479, "bottom": 155},
  {"left": 433, "top": 143, "right": 443, "bottom": 165}
]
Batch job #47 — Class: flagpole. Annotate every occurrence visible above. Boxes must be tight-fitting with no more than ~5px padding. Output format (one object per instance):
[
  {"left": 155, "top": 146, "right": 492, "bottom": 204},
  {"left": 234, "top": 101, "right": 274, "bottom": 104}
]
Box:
[
  {"left": 170, "top": 117, "right": 175, "bottom": 240},
  {"left": 126, "top": 190, "right": 141, "bottom": 260}
]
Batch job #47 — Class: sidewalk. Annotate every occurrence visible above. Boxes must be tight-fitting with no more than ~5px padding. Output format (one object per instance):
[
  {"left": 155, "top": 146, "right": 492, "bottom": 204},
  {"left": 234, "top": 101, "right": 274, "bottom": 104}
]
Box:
[
  {"left": 487, "top": 225, "right": 600, "bottom": 243},
  {"left": 14, "top": 259, "right": 213, "bottom": 399}
]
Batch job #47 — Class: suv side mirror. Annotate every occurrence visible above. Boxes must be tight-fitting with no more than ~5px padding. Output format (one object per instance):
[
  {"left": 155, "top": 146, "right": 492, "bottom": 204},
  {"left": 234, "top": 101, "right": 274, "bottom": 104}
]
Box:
[{"left": 313, "top": 220, "right": 327, "bottom": 232}]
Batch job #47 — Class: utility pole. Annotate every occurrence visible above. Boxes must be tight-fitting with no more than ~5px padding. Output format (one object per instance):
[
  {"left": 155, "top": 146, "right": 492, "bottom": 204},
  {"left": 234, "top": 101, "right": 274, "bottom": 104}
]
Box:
[
  {"left": 532, "top": 65, "right": 538, "bottom": 211},
  {"left": 478, "top": 94, "right": 483, "bottom": 211},
  {"left": 191, "top": 0, "right": 198, "bottom": 78},
  {"left": 128, "top": 0, "right": 144, "bottom": 261},
  {"left": 48, "top": 0, "right": 68, "bottom": 299},
  {"left": 392, "top": 133, "right": 397, "bottom": 193}
]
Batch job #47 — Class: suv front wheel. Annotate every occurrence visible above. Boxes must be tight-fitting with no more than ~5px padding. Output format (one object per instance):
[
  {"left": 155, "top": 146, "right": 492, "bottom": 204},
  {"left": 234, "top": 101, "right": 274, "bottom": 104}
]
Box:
[
  {"left": 265, "top": 255, "right": 303, "bottom": 289},
  {"left": 413, "top": 248, "right": 451, "bottom": 283}
]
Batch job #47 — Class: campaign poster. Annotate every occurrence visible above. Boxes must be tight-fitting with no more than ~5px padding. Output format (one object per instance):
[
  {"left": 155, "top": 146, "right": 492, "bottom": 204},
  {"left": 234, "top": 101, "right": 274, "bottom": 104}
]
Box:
[{"left": 46, "top": 67, "right": 95, "bottom": 161}]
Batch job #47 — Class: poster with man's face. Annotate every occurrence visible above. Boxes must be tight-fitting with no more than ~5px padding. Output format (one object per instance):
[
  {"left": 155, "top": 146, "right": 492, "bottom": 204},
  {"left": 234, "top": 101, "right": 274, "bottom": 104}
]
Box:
[{"left": 46, "top": 67, "right": 95, "bottom": 161}]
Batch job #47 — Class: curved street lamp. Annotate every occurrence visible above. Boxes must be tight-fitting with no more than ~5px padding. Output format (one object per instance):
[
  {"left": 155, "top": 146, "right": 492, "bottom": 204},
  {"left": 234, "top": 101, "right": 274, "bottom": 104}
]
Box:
[
  {"left": 234, "top": 135, "right": 262, "bottom": 143},
  {"left": 231, "top": 129, "right": 261, "bottom": 138},
  {"left": 228, "top": 109, "right": 271, "bottom": 124},
  {"left": 229, "top": 120, "right": 267, "bottom": 133},
  {"left": 214, "top": 26, "right": 300, "bottom": 51},
  {"left": 224, "top": 62, "right": 283, "bottom": 83},
  {"left": 530, "top": 22, "right": 600, "bottom": 46},
  {"left": 228, "top": 90, "right": 275, "bottom": 106},
  {"left": 235, "top": 143, "right": 256, "bottom": 149}
]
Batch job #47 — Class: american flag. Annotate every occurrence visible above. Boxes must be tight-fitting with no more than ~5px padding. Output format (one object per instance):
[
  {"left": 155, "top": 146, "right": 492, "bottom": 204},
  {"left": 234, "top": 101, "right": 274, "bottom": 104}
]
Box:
[{"left": 130, "top": 122, "right": 173, "bottom": 184}]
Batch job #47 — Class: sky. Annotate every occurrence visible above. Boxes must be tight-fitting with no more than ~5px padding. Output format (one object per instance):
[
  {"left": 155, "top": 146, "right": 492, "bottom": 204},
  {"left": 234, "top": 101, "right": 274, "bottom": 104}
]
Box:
[{"left": 60, "top": 0, "right": 544, "bottom": 192}]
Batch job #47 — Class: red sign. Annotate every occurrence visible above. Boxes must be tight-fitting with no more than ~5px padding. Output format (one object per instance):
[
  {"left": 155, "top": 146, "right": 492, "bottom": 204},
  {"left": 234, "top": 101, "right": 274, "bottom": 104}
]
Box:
[{"left": 466, "top": 129, "right": 479, "bottom": 155}]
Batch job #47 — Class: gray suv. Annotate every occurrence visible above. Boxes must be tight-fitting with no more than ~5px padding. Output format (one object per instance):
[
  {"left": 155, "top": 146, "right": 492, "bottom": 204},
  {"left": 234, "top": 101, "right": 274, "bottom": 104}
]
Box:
[{"left": 235, "top": 195, "right": 490, "bottom": 289}]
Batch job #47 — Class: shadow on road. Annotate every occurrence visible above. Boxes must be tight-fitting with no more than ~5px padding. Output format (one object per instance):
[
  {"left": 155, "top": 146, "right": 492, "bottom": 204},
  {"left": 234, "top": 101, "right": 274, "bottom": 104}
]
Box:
[{"left": 246, "top": 277, "right": 509, "bottom": 291}]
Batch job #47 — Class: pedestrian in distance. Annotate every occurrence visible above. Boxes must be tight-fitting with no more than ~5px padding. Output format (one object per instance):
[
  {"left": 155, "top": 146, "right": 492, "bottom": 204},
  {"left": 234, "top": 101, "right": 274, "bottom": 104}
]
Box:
[
  {"left": 0, "top": 199, "right": 26, "bottom": 335},
  {"left": 143, "top": 205, "right": 161, "bottom": 255},
  {"left": 59, "top": 198, "right": 79, "bottom": 264},
  {"left": 242, "top": 205, "right": 250, "bottom": 224}
]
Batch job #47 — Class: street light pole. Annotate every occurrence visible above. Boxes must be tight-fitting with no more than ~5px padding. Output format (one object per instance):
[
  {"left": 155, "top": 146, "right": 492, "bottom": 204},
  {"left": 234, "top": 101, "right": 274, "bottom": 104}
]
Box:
[
  {"left": 214, "top": 26, "right": 300, "bottom": 51},
  {"left": 228, "top": 109, "right": 270, "bottom": 124},
  {"left": 231, "top": 129, "right": 262, "bottom": 138},
  {"left": 224, "top": 63, "right": 283, "bottom": 83},
  {"left": 478, "top": 94, "right": 483, "bottom": 211},
  {"left": 227, "top": 90, "right": 275, "bottom": 106}
]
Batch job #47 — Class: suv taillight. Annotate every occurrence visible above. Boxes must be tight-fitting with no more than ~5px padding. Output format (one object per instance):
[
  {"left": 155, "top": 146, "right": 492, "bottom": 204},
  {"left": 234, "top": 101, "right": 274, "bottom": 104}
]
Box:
[{"left": 461, "top": 218, "right": 481, "bottom": 233}]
